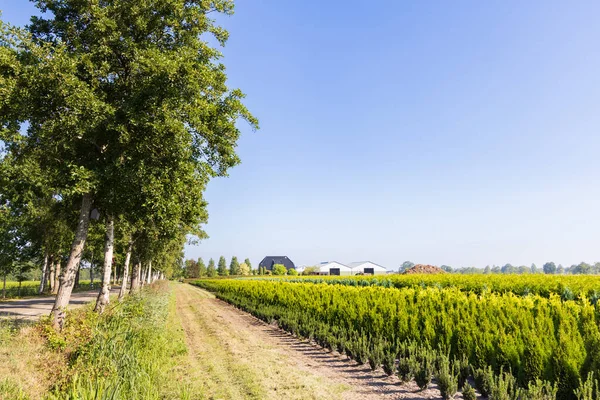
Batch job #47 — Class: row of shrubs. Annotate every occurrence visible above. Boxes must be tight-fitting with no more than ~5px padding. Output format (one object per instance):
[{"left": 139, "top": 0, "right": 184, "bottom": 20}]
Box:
[
  {"left": 192, "top": 279, "right": 600, "bottom": 399},
  {"left": 256, "top": 274, "right": 600, "bottom": 301}
]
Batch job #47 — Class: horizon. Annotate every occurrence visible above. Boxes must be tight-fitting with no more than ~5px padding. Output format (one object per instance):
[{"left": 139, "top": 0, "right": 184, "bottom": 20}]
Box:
[{"left": 5, "top": 1, "right": 599, "bottom": 271}]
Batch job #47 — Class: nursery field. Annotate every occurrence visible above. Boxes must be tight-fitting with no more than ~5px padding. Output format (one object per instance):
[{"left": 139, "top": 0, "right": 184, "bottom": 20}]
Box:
[{"left": 192, "top": 275, "right": 600, "bottom": 400}]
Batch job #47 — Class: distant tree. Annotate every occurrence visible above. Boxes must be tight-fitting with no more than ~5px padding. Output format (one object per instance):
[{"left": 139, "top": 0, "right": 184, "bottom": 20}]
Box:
[
  {"left": 272, "top": 264, "right": 287, "bottom": 276},
  {"left": 572, "top": 262, "right": 592, "bottom": 275},
  {"left": 198, "top": 258, "right": 206, "bottom": 277},
  {"left": 557, "top": 264, "right": 565, "bottom": 275},
  {"left": 207, "top": 259, "right": 217, "bottom": 277},
  {"left": 217, "top": 256, "right": 228, "bottom": 276},
  {"left": 530, "top": 263, "right": 538, "bottom": 274},
  {"left": 399, "top": 261, "right": 414, "bottom": 273},
  {"left": 501, "top": 264, "right": 515, "bottom": 274},
  {"left": 185, "top": 259, "right": 199, "bottom": 279},
  {"left": 484, "top": 265, "right": 491, "bottom": 274},
  {"left": 517, "top": 265, "right": 529, "bottom": 274},
  {"left": 229, "top": 256, "right": 240, "bottom": 276},
  {"left": 239, "top": 262, "right": 250, "bottom": 275},
  {"left": 440, "top": 265, "right": 453, "bottom": 273},
  {"left": 287, "top": 268, "right": 298, "bottom": 276},
  {"left": 302, "top": 266, "right": 320, "bottom": 275},
  {"left": 543, "top": 262, "right": 557, "bottom": 274},
  {"left": 244, "top": 258, "right": 252, "bottom": 272}
]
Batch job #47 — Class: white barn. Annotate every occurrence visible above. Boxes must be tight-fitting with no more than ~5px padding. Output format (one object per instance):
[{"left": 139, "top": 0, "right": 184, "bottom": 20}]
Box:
[
  {"left": 317, "top": 261, "right": 353, "bottom": 276},
  {"left": 348, "top": 261, "right": 387, "bottom": 275}
]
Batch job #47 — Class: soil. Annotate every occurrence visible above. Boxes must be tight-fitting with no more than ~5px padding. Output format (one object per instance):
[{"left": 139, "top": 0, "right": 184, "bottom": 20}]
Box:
[{"left": 174, "top": 283, "right": 472, "bottom": 400}]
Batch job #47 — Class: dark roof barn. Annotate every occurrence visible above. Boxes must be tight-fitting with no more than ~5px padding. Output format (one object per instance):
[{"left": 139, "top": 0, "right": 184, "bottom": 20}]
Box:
[{"left": 259, "top": 256, "right": 296, "bottom": 271}]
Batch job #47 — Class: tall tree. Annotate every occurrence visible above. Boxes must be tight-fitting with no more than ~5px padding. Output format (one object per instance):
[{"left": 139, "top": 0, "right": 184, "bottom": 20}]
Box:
[
  {"left": 207, "top": 258, "right": 216, "bottom": 277},
  {"left": 217, "top": 256, "right": 228, "bottom": 276},
  {"left": 543, "top": 262, "right": 557, "bottom": 275},
  {"left": 244, "top": 258, "right": 252, "bottom": 273},
  {"left": 229, "top": 256, "right": 240, "bottom": 276},
  {"left": 198, "top": 258, "right": 207, "bottom": 277},
  {"left": 1, "top": 1, "right": 256, "bottom": 328}
]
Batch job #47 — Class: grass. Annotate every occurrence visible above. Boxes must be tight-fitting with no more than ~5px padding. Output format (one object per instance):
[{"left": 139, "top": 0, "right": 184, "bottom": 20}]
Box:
[{"left": 0, "top": 281, "right": 191, "bottom": 399}]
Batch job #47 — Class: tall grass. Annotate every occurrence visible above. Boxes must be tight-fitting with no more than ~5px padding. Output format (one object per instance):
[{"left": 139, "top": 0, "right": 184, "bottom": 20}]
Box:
[{"left": 0, "top": 281, "right": 189, "bottom": 399}]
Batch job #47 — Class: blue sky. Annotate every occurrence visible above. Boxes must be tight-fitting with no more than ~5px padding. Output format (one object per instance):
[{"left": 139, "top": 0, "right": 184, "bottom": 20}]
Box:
[{"left": 4, "top": 1, "right": 600, "bottom": 270}]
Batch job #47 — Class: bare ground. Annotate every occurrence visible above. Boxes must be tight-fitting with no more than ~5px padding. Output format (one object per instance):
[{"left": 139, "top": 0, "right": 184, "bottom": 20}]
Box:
[
  {"left": 0, "top": 287, "right": 120, "bottom": 321},
  {"left": 174, "top": 283, "right": 463, "bottom": 400}
]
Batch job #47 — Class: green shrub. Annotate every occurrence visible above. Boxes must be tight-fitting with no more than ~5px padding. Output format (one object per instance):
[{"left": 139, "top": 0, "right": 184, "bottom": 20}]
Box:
[
  {"left": 272, "top": 264, "right": 287, "bottom": 275},
  {"left": 462, "top": 382, "right": 477, "bottom": 400},
  {"left": 287, "top": 268, "right": 298, "bottom": 276},
  {"left": 525, "top": 379, "right": 558, "bottom": 400},
  {"left": 436, "top": 358, "right": 458, "bottom": 399},
  {"left": 415, "top": 355, "right": 433, "bottom": 390},
  {"left": 474, "top": 366, "right": 494, "bottom": 397}
]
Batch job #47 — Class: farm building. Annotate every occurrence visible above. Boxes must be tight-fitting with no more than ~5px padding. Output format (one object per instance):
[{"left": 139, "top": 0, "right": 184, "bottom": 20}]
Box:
[
  {"left": 317, "top": 261, "right": 353, "bottom": 276},
  {"left": 347, "top": 261, "right": 387, "bottom": 275},
  {"left": 259, "top": 256, "right": 296, "bottom": 272}
]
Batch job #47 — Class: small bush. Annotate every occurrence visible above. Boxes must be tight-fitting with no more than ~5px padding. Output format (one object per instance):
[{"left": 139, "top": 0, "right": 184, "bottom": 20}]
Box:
[
  {"left": 489, "top": 368, "right": 522, "bottom": 400},
  {"left": 474, "top": 366, "right": 494, "bottom": 397},
  {"left": 462, "top": 382, "right": 477, "bottom": 400},
  {"left": 436, "top": 358, "right": 458, "bottom": 399},
  {"left": 398, "top": 357, "right": 416, "bottom": 382},
  {"left": 287, "top": 268, "right": 298, "bottom": 276},
  {"left": 525, "top": 379, "right": 558, "bottom": 400},
  {"left": 382, "top": 349, "right": 396, "bottom": 376},
  {"left": 415, "top": 355, "right": 433, "bottom": 390},
  {"left": 575, "top": 372, "right": 599, "bottom": 400},
  {"left": 272, "top": 264, "right": 287, "bottom": 275}
]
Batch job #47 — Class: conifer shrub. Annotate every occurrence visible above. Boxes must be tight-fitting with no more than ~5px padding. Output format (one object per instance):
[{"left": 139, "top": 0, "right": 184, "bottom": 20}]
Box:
[
  {"left": 462, "top": 382, "right": 477, "bottom": 400},
  {"left": 474, "top": 366, "right": 494, "bottom": 397},
  {"left": 415, "top": 354, "right": 434, "bottom": 390},
  {"left": 436, "top": 358, "right": 458, "bottom": 399},
  {"left": 525, "top": 379, "right": 558, "bottom": 400}
]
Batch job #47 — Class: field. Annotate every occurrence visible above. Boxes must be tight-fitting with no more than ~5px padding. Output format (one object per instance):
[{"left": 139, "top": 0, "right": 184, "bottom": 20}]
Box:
[{"left": 192, "top": 274, "right": 600, "bottom": 400}]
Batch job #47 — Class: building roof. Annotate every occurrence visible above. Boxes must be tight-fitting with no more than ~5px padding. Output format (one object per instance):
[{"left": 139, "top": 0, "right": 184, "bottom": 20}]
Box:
[
  {"left": 259, "top": 256, "right": 296, "bottom": 270},
  {"left": 317, "top": 261, "right": 352, "bottom": 272},
  {"left": 347, "top": 261, "right": 387, "bottom": 270}
]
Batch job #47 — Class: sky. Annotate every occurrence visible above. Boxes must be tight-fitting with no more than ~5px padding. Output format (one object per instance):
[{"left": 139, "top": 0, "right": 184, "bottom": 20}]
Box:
[{"left": 3, "top": 1, "right": 600, "bottom": 271}]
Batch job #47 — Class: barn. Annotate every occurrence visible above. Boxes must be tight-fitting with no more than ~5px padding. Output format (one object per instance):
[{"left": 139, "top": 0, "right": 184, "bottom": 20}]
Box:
[
  {"left": 259, "top": 256, "right": 296, "bottom": 272},
  {"left": 347, "top": 261, "right": 387, "bottom": 275},
  {"left": 317, "top": 261, "right": 352, "bottom": 276}
]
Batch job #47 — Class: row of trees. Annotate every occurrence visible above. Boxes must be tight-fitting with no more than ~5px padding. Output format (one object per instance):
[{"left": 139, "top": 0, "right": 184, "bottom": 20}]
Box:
[
  {"left": 182, "top": 258, "right": 303, "bottom": 277},
  {"left": 0, "top": 0, "right": 255, "bottom": 329},
  {"left": 399, "top": 261, "right": 600, "bottom": 275}
]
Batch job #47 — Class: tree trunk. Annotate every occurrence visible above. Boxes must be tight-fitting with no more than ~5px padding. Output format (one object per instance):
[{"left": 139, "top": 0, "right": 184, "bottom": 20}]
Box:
[
  {"left": 2, "top": 274, "right": 6, "bottom": 299},
  {"left": 147, "top": 261, "right": 152, "bottom": 285},
  {"left": 51, "top": 193, "right": 93, "bottom": 330},
  {"left": 44, "top": 255, "right": 53, "bottom": 293},
  {"left": 17, "top": 280, "right": 21, "bottom": 297},
  {"left": 74, "top": 262, "right": 81, "bottom": 289},
  {"left": 131, "top": 262, "right": 141, "bottom": 293},
  {"left": 38, "top": 252, "right": 49, "bottom": 295},
  {"left": 118, "top": 240, "right": 133, "bottom": 300},
  {"left": 94, "top": 215, "right": 114, "bottom": 313},
  {"left": 52, "top": 259, "right": 61, "bottom": 295},
  {"left": 49, "top": 260, "right": 55, "bottom": 293}
]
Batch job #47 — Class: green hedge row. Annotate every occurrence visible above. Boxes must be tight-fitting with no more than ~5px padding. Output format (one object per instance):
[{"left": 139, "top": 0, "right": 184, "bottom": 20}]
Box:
[{"left": 192, "top": 279, "right": 600, "bottom": 399}]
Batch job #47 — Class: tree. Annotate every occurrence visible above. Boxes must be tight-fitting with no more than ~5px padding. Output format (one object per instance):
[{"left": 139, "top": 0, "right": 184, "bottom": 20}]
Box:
[
  {"left": 557, "top": 264, "right": 565, "bottom": 275},
  {"left": 2, "top": 0, "right": 257, "bottom": 328},
  {"left": 302, "top": 266, "right": 319, "bottom": 275},
  {"left": 229, "top": 256, "right": 240, "bottom": 276},
  {"left": 484, "top": 265, "right": 491, "bottom": 274},
  {"left": 198, "top": 258, "right": 207, "bottom": 277},
  {"left": 217, "top": 256, "right": 228, "bottom": 276},
  {"left": 185, "top": 259, "right": 199, "bottom": 279},
  {"left": 400, "top": 261, "right": 415, "bottom": 273},
  {"left": 440, "top": 265, "right": 453, "bottom": 273},
  {"left": 543, "top": 262, "right": 557, "bottom": 274},
  {"left": 207, "top": 258, "right": 216, "bottom": 277},
  {"left": 272, "top": 264, "right": 287, "bottom": 276},
  {"left": 531, "top": 263, "right": 538, "bottom": 274},
  {"left": 244, "top": 258, "right": 252, "bottom": 274},
  {"left": 287, "top": 268, "right": 298, "bottom": 276},
  {"left": 239, "top": 262, "right": 250, "bottom": 276},
  {"left": 501, "top": 264, "right": 515, "bottom": 274}
]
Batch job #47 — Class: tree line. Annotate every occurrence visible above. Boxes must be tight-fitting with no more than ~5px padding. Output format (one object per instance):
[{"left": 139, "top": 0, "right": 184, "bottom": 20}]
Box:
[
  {"left": 0, "top": 0, "right": 255, "bottom": 329},
  {"left": 399, "top": 261, "right": 600, "bottom": 275},
  {"left": 181, "top": 257, "right": 301, "bottom": 278}
]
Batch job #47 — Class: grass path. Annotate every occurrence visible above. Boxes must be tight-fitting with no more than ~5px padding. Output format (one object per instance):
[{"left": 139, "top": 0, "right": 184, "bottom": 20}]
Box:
[{"left": 173, "top": 283, "right": 446, "bottom": 400}]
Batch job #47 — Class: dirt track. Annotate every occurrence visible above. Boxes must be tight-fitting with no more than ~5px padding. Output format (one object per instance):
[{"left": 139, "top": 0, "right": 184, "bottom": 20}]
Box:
[
  {"left": 0, "top": 288, "right": 119, "bottom": 321},
  {"left": 174, "top": 283, "right": 450, "bottom": 400}
]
